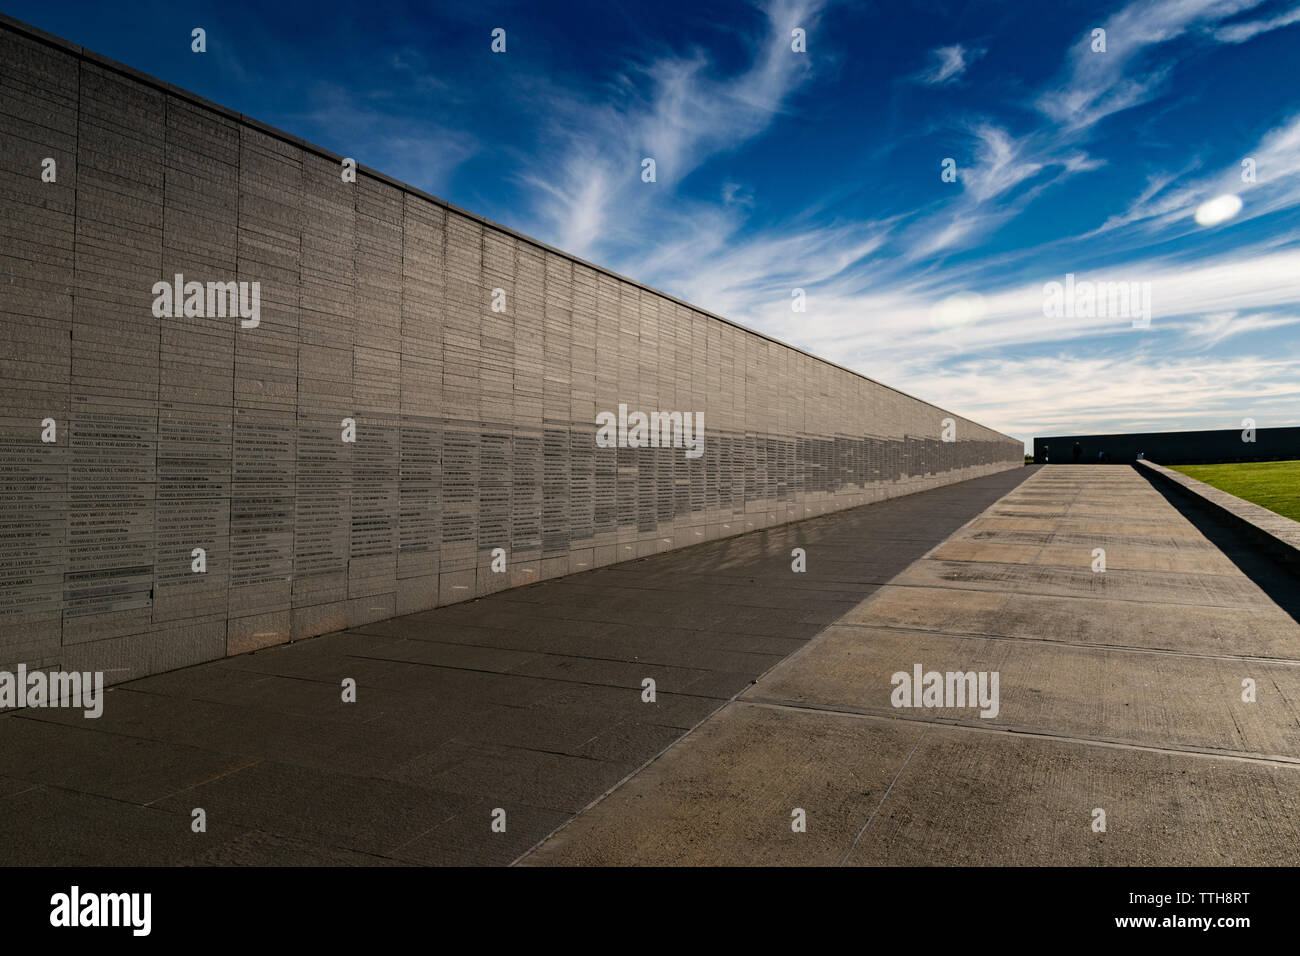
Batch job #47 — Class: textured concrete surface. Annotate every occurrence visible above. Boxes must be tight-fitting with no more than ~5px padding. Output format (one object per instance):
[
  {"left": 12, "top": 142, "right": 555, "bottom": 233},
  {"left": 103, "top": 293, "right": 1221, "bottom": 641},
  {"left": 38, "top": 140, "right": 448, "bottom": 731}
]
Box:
[
  {"left": 523, "top": 465, "right": 1300, "bottom": 865},
  {"left": 0, "top": 15, "right": 1021, "bottom": 687},
  {"left": 0, "top": 467, "right": 1031, "bottom": 865}
]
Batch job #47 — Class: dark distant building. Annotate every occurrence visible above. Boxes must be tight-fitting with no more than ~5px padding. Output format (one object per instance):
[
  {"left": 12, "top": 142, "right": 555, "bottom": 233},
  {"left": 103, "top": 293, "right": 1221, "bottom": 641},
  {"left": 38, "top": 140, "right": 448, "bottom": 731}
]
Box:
[{"left": 1034, "top": 427, "right": 1300, "bottom": 465}]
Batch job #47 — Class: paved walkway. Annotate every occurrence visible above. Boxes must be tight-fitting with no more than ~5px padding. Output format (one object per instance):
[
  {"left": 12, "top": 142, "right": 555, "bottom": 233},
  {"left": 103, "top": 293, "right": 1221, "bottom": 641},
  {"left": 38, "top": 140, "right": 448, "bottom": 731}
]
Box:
[
  {"left": 523, "top": 465, "right": 1300, "bottom": 865},
  {"left": 0, "top": 467, "right": 1031, "bottom": 865}
]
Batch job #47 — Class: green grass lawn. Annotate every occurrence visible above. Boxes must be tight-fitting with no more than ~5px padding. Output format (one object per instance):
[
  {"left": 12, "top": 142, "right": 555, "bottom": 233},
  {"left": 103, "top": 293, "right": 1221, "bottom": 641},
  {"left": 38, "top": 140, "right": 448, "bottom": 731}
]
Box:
[{"left": 1169, "top": 460, "right": 1300, "bottom": 522}]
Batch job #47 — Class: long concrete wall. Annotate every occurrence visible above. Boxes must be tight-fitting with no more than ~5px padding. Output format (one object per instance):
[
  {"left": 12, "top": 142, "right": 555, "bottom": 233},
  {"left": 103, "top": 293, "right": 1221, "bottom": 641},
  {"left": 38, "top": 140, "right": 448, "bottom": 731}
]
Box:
[{"left": 0, "top": 16, "right": 1023, "bottom": 684}]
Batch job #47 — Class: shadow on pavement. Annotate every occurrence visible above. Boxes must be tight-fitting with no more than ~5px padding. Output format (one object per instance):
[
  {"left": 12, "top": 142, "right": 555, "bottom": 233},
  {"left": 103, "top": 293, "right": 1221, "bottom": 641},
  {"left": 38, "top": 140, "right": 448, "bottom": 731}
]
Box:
[{"left": 1136, "top": 465, "right": 1300, "bottom": 626}]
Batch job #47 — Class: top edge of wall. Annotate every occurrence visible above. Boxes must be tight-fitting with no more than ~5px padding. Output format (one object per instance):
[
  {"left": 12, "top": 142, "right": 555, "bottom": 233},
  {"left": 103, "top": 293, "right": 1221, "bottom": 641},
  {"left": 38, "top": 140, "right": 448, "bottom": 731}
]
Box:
[{"left": 0, "top": 12, "right": 1019, "bottom": 446}]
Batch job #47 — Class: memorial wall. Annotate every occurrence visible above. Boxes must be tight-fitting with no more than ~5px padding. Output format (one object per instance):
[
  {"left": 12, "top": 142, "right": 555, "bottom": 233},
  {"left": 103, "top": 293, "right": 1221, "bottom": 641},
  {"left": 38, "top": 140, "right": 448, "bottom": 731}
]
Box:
[{"left": 0, "top": 16, "right": 1023, "bottom": 685}]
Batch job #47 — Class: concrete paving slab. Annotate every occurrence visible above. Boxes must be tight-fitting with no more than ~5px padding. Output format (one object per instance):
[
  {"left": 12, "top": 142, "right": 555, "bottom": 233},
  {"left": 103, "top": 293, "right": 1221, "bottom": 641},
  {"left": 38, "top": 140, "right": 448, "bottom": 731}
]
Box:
[
  {"left": 391, "top": 801, "right": 572, "bottom": 867},
  {"left": 0, "top": 774, "right": 39, "bottom": 799},
  {"left": 746, "top": 625, "right": 1300, "bottom": 759},
  {"left": 0, "top": 785, "right": 245, "bottom": 866},
  {"left": 932, "top": 537, "right": 1242, "bottom": 574},
  {"left": 0, "top": 715, "right": 256, "bottom": 804},
  {"left": 392, "top": 742, "right": 631, "bottom": 815},
  {"left": 844, "top": 725, "right": 1300, "bottom": 866},
  {"left": 149, "top": 759, "right": 469, "bottom": 857},
  {"left": 893, "top": 558, "right": 1275, "bottom": 607},
  {"left": 519, "top": 702, "right": 925, "bottom": 866},
  {"left": 847, "top": 586, "right": 1300, "bottom": 659},
  {"left": 189, "top": 828, "right": 409, "bottom": 866}
]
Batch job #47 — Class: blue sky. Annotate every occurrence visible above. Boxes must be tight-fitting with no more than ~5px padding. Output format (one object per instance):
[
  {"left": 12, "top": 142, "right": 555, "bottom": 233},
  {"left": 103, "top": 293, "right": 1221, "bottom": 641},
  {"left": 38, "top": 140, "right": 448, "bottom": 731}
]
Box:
[{"left": 10, "top": 0, "right": 1300, "bottom": 450}]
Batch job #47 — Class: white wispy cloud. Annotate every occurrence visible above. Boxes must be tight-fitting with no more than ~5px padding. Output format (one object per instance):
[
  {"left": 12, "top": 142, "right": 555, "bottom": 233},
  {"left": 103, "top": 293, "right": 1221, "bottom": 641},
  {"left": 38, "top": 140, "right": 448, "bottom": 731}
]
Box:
[
  {"left": 516, "top": 0, "right": 826, "bottom": 259},
  {"left": 914, "top": 44, "right": 984, "bottom": 85},
  {"left": 1037, "top": 0, "right": 1266, "bottom": 131},
  {"left": 637, "top": 219, "right": 889, "bottom": 321},
  {"left": 960, "top": 125, "right": 1045, "bottom": 202},
  {"left": 1182, "top": 310, "right": 1300, "bottom": 347},
  {"left": 758, "top": 242, "right": 1300, "bottom": 361},
  {"left": 895, "top": 123, "right": 1100, "bottom": 262},
  {"left": 1096, "top": 112, "right": 1300, "bottom": 235},
  {"left": 1212, "top": 2, "right": 1300, "bottom": 41}
]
